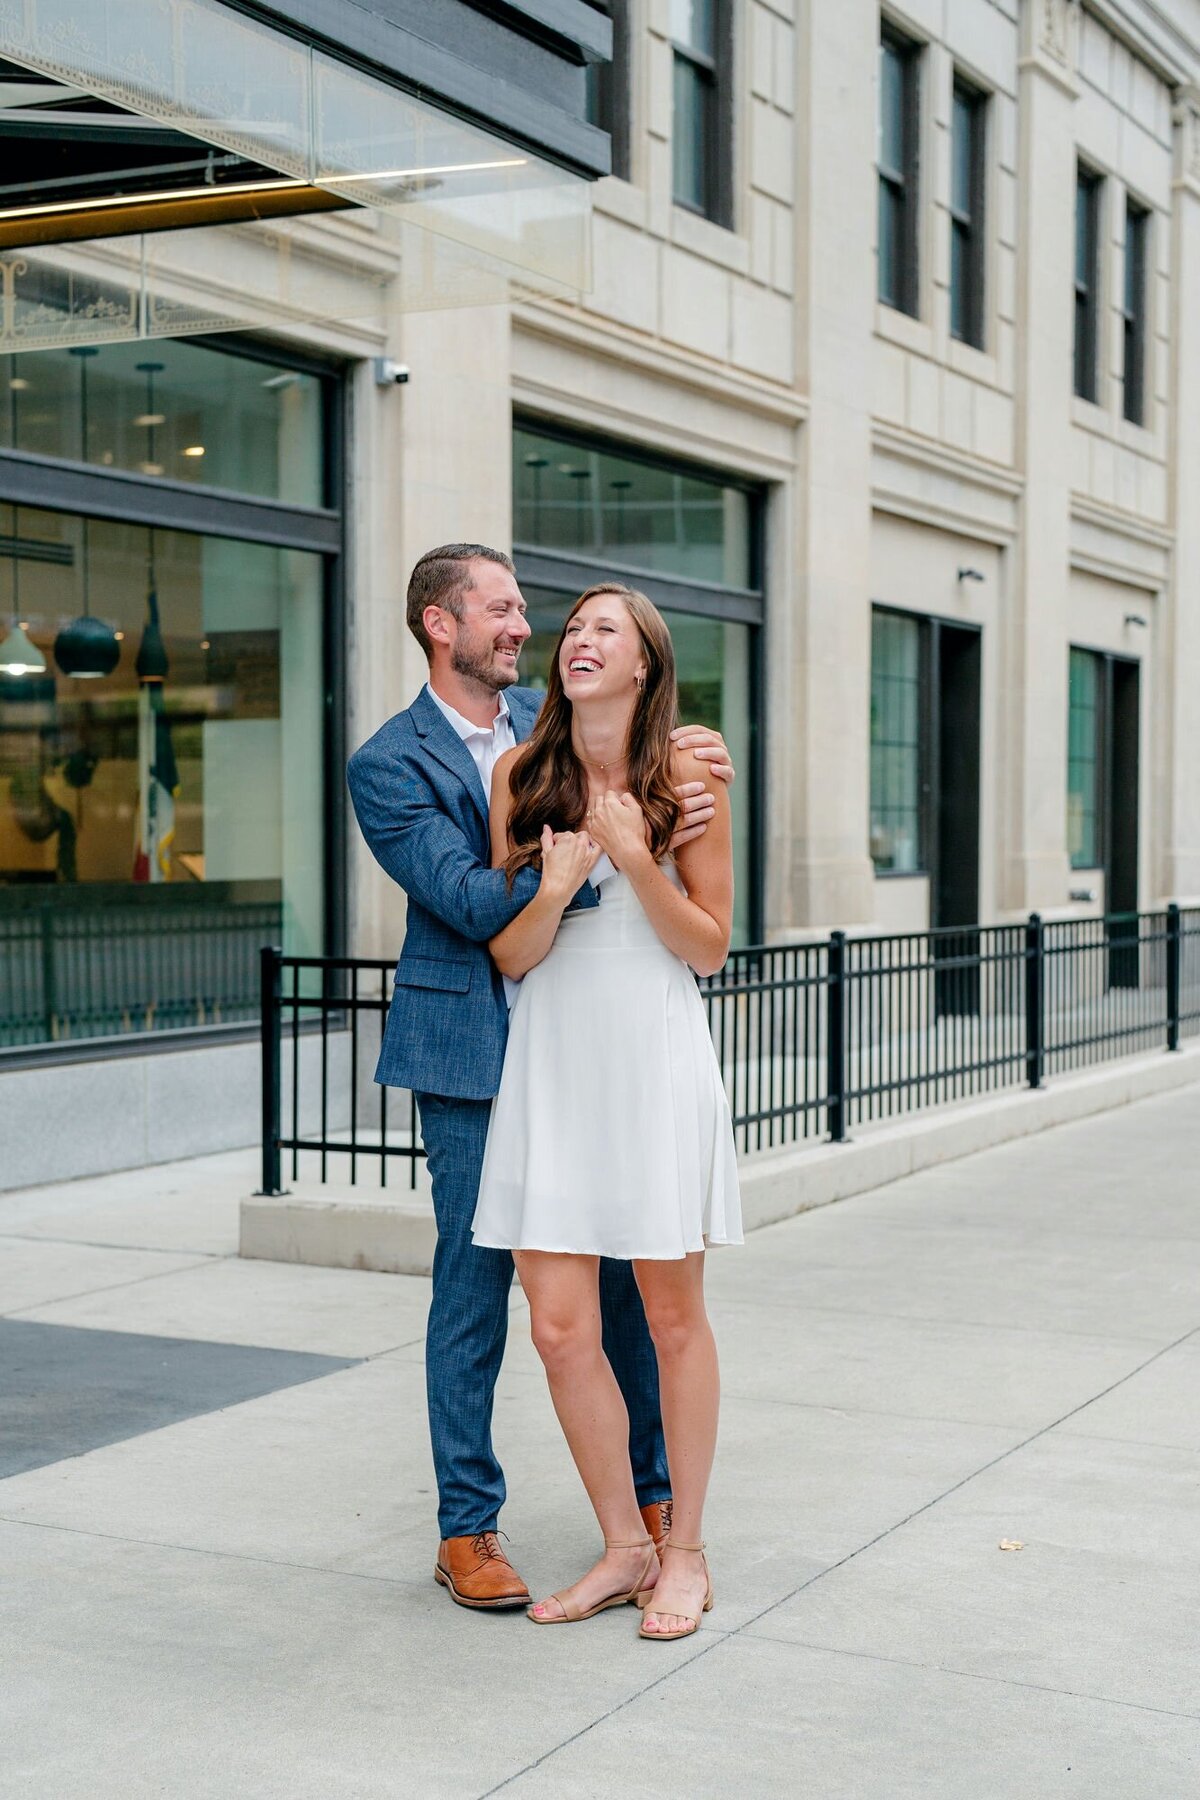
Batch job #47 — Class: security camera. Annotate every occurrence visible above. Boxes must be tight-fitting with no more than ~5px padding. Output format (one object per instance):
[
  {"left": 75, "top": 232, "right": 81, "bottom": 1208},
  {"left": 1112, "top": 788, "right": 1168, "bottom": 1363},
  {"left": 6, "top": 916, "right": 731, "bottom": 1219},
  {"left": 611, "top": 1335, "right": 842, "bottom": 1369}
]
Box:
[{"left": 372, "top": 358, "right": 410, "bottom": 386}]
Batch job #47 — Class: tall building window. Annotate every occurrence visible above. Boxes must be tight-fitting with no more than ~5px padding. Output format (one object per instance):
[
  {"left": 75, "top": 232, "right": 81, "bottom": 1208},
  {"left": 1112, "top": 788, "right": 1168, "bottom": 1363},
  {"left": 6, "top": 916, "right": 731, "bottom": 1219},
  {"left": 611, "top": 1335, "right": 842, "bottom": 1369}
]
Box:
[
  {"left": 1074, "top": 166, "right": 1102, "bottom": 402},
  {"left": 583, "top": 0, "right": 631, "bottom": 182},
  {"left": 950, "top": 77, "right": 986, "bottom": 348},
  {"left": 671, "top": 0, "right": 727, "bottom": 223},
  {"left": 0, "top": 338, "right": 341, "bottom": 1058},
  {"left": 870, "top": 610, "right": 924, "bottom": 873},
  {"left": 1066, "top": 644, "right": 1141, "bottom": 929},
  {"left": 513, "top": 419, "right": 762, "bottom": 939},
  {"left": 1122, "top": 199, "right": 1149, "bottom": 426},
  {"left": 1067, "top": 647, "right": 1100, "bottom": 868},
  {"left": 878, "top": 25, "right": 921, "bottom": 316}
]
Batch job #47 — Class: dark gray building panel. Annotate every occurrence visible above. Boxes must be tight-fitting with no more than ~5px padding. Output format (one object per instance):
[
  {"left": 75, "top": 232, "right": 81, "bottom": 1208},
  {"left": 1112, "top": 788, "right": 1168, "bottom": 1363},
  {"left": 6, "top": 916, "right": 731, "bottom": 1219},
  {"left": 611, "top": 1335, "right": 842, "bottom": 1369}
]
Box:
[{"left": 238, "top": 0, "right": 613, "bottom": 176}]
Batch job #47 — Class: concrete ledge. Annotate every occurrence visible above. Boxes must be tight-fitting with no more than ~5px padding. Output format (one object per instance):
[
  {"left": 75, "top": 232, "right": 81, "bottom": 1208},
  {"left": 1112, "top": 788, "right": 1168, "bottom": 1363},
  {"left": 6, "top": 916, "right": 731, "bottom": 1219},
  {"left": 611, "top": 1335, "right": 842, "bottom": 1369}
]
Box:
[
  {"left": 739, "top": 1042, "right": 1200, "bottom": 1233},
  {"left": 238, "top": 1044, "right": 1200, "bottom": 1275},
  {"left": 240, "top": 1189, "right": 437, "bottom": 1278}
]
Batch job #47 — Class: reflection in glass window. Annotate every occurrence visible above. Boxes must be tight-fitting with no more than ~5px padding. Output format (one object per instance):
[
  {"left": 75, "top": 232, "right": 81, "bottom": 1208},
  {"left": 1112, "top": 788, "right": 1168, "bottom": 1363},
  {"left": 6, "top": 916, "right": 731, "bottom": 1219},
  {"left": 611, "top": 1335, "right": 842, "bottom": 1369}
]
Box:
[
  {"left": 1068, "top": 647, "right": 1100, "bottom": 869},
  {"left": 517, "top": 589, "right": 752, "bottom": 944},
  {"left": 0, "top": 341, "right": 323, "bottom": 507},
  {"left": 514, "top": 424, "right": 752, "bottom": 588},
  {"left": 0, "top": 511, "right": 324, "bottom": 1047},
  {"left": 870, "top": 609, "right": 924, "bottom": 873},
  {"left": 671, "top": 0, "right": 720, "bottom": 219}
]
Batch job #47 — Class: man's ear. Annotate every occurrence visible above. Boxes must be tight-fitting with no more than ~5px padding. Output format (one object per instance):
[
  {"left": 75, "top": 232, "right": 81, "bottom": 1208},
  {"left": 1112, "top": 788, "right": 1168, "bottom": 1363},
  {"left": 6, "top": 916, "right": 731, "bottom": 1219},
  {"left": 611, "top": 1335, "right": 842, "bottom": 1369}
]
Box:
[{"left": 424, "top": 605, "right": 452, "bottom": 647}]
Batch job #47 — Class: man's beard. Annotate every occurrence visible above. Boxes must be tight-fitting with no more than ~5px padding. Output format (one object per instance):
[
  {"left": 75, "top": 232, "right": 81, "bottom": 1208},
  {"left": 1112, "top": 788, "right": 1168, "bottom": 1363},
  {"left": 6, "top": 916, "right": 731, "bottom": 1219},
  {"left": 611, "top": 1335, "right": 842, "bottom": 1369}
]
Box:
[{"left": 450, "top": 632, "right": 519, "bottom": 693}]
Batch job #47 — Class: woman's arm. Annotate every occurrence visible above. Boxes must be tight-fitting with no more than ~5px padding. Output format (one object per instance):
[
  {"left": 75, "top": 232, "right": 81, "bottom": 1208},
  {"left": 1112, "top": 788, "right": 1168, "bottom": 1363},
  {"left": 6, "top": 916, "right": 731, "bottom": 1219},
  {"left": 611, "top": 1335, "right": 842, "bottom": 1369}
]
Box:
[
  {"left": 487, "top": 749, "right": 599, "bottom": 979},
  {"left": 587, "top": 749, "right": 733, "bottom": 977}
]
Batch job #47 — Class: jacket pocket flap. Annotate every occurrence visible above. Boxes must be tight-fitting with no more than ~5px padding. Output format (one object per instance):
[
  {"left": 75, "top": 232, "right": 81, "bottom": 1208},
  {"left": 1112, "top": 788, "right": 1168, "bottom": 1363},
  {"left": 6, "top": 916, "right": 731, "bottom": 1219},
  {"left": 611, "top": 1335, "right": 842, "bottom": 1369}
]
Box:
[{"left": 394, "top": 956, "right": 472, "bottom": 994}]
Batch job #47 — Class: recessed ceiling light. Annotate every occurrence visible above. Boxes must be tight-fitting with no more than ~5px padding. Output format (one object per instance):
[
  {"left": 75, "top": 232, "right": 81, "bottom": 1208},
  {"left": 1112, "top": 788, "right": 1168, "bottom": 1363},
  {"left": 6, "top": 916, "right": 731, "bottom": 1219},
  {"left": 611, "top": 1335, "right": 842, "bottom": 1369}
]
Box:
[
  {"left": 140, "top": 461, "right": 163, "bottom": 476},
  {"left": 8, "top": 376, "right": 29, "bottom": 390},
  {"left": 100, "top": 450, "right": 114, "bottom": 465},
  {"left": 134, "top": 412, "right": 166, "bottom": 427},
  {"left": 182, "top": 444, "right": 205, "bottom": 457}
]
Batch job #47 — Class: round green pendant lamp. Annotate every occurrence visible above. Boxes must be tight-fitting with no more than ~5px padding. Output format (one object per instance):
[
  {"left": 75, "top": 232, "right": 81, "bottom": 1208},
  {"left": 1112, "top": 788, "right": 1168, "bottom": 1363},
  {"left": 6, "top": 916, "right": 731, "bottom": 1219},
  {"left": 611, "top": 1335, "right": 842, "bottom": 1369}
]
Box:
[{"left": 54, "top": 347, "right": 120, "bottom": 680}]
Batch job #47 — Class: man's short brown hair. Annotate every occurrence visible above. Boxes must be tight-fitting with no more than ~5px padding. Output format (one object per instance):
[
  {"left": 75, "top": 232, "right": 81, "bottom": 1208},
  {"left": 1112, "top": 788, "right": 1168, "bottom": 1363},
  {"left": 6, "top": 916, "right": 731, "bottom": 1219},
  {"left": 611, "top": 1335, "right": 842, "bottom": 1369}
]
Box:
[{"left": 406, "top": 543, "right": 516, "bottom": 659}]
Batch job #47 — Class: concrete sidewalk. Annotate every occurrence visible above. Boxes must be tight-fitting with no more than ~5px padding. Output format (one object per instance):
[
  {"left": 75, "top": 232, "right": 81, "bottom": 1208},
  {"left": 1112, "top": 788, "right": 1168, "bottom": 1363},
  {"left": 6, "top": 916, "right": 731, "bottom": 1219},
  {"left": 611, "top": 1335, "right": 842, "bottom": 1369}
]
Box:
[{"left": 2, "top": 1088, "right": 1198, "bottom": 1798}]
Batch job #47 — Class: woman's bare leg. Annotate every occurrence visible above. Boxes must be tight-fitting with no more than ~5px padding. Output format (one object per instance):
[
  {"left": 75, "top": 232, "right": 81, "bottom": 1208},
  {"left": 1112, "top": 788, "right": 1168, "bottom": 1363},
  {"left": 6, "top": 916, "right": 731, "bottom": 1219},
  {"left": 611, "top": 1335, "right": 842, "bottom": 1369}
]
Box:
[
  {"left": 516, "top": 1249, "right": 656, "bottom": 1618},
  {"left": 633, "top": 1251, "right": 718, "bottom": 1635}
]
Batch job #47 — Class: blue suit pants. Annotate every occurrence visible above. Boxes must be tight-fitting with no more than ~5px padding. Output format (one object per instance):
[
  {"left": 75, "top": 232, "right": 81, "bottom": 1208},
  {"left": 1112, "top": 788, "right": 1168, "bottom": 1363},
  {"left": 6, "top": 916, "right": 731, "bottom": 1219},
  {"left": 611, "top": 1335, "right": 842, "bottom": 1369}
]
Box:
[{"left": 416, "top": 1092, "right": 671, "bottom": 1538}]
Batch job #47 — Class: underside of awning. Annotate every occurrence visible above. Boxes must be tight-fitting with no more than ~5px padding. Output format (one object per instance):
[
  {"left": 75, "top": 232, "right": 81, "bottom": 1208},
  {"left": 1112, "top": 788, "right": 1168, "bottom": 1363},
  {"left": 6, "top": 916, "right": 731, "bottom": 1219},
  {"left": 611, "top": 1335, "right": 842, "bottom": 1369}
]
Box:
[{"left": 0, "top": 0, "right": 592, "bottom": 350}]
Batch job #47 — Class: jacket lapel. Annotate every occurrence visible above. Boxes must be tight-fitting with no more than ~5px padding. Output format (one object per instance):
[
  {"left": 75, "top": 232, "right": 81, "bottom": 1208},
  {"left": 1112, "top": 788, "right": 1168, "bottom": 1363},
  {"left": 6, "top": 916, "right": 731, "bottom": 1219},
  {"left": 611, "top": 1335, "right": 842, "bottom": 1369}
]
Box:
[
  {"left": 507, "top": 686, "right": 542, "bottom": 743},
  {"left": 410, "top": 686, "right": 490, "bottom": 827}
]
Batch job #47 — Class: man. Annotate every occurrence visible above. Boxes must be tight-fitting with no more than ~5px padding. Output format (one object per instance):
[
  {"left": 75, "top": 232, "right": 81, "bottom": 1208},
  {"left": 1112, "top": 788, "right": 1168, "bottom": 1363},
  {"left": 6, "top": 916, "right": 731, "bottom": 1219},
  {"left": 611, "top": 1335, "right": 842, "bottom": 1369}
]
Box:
[{"left": 347, "top": 544, "right": 733, "bottom": 1610}]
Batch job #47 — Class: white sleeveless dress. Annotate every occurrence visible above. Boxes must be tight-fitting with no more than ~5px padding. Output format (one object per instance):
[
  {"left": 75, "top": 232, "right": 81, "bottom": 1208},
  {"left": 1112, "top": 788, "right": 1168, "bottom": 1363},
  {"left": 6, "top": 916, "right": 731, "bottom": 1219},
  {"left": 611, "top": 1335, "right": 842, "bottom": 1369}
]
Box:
[{"left": 471, "top": 859, "right": 742, "bottom": 1259}]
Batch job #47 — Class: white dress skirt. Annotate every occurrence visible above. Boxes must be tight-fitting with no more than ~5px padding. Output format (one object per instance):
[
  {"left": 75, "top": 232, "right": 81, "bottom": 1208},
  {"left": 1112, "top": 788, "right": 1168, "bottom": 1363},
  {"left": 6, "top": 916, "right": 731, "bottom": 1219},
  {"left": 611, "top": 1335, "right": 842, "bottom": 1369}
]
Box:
[{"left": 471, "top": 860, "right": 742, "bottom": 1260}]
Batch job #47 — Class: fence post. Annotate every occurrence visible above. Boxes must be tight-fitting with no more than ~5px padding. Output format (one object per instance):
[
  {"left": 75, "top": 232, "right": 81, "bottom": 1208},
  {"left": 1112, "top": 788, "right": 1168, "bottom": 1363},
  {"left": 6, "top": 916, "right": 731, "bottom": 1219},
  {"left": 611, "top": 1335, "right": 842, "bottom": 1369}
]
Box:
[
  {"left": 1024, "top": 912, "right": 1044, "bottom": 1090},
  {"left": 827, "top": 930, "right": 847, "bottom": 1142},
  {"left": 259, "top": 945, "right": 283, "bottom": 1195},
  {"left": 1166, "top": 903, "right": 1181, "bottom": 1052}
]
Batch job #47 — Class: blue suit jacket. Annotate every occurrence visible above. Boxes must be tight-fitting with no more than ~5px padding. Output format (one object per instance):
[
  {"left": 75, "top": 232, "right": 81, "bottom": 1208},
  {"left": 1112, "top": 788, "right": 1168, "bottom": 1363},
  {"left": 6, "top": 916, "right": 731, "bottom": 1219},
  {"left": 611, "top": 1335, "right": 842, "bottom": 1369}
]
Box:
[{"left": 346, "top": 684, "right": 599, "bottom": 1099}]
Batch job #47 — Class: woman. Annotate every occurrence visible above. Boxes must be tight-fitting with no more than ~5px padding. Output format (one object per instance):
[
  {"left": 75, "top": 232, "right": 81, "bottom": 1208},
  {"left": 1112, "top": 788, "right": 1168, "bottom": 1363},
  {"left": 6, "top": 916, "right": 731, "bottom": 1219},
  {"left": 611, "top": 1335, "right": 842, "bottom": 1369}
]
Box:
[{"left": 471, "top": 582, "right": 742, "bottom": 1641}]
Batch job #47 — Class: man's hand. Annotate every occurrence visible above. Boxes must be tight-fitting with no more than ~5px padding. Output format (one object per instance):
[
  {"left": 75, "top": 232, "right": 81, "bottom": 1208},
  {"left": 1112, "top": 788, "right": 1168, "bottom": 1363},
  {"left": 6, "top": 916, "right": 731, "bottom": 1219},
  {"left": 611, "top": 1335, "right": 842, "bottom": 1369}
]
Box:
[
  {"left": 670, "top": 782, "right": 716, "bottom": 851},
  {"left": 670, "top": 724, "right": 734, "bottom": 785}
]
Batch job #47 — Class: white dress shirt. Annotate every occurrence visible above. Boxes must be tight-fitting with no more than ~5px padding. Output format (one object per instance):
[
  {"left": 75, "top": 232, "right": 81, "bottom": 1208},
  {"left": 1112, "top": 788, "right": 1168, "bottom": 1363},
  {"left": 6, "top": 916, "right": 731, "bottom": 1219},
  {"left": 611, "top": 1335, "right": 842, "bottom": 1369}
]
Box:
[
  {"left": 425, "top": 682, "right": 516, "bottom": 794},
  {"left": 426, "top": 683, "right": 523, "bottom": 1006}
]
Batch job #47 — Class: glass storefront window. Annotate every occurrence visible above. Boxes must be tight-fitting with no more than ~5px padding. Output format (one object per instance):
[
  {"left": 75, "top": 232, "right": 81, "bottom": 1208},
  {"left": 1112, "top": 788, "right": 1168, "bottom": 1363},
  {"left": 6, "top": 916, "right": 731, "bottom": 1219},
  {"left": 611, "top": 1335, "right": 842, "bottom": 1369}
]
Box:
[
  {"left": 870, "top": 609, "right": 924, "bottom": 874},
  {"left": 0, "top": 509, "right": 324, "bottom": 1048},
  {"left": 0, "top": 341, "right": 322, "bottom": 507},
  {"left": 514, "top": 422, "right": 753, "bottom": 588},
  {"left": 1068, "top": 646, "right": 1100, "bottom": 870},
  {"left": 513, "top": 419, "right": 762, "bottom": 944}
]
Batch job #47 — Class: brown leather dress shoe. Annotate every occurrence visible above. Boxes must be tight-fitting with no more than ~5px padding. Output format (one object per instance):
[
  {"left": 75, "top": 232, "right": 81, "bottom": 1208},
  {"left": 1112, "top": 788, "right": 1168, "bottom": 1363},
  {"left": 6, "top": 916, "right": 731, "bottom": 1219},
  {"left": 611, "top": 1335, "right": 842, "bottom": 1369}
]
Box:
[
  {"left": 639, "top": 1498, "right": 673, "bottom": 1554},
  {"left": 434, "top": 1532, "right": 531, "bottom": 1610}
]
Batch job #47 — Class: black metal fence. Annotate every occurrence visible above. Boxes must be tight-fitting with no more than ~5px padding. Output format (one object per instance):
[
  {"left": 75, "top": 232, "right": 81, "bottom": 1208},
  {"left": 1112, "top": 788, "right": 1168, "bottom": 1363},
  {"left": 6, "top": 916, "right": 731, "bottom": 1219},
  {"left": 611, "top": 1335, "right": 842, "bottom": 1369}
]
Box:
[
  {"left": 1, "top": 883, "right": 283, "bottom": 1050},
  {"left": 260, "top": 903, "right": 1200, "bottom": 1192}
]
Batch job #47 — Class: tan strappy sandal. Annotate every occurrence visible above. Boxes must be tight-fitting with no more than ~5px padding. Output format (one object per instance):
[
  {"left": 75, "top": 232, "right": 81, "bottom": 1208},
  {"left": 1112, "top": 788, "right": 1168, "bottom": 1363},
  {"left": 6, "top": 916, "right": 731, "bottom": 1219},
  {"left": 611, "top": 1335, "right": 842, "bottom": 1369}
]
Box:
[
  {"left": 638, "top": 1540, "right": 713, "bottom": 1642},
  {"left": 526, "top": 1538, "right": 659, "bottom": 1624}
]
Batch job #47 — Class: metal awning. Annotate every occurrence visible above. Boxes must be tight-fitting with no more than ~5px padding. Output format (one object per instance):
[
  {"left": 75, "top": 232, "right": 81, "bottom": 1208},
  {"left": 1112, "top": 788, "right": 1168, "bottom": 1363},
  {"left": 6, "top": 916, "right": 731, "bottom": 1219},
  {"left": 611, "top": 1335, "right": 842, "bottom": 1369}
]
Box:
[{"left": 0, "top": 0, "right": 593, "bottom": 349}]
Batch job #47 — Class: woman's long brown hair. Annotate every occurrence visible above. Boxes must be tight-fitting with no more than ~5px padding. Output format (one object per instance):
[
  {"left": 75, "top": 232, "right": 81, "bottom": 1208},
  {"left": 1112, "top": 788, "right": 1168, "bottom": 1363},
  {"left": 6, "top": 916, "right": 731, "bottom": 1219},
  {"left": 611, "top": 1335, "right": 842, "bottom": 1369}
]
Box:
[{"left": 504, "top": 584, "right": 681, "bottom": 884}]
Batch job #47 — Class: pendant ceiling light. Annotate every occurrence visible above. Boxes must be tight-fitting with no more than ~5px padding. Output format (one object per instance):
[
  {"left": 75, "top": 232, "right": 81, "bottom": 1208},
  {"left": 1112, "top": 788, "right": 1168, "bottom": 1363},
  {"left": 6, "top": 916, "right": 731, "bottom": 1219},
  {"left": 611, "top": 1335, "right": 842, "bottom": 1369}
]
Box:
[
  {"left": 0, "top": 616, "right": 46, "bottom": 677},
  {"left": 54, "top": 347, "right": 120, "bottom": 680}
]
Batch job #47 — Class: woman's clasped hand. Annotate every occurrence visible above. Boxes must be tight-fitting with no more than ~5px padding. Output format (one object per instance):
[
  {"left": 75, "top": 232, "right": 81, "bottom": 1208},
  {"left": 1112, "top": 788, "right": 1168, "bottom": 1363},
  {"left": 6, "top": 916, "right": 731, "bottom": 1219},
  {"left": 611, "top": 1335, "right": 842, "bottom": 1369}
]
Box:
[
  {"left": 537, "top": 823, "right": 601, "bottom": 901},
  {"left": 583, "top": 791, "right": 651, "bottom": 870}
]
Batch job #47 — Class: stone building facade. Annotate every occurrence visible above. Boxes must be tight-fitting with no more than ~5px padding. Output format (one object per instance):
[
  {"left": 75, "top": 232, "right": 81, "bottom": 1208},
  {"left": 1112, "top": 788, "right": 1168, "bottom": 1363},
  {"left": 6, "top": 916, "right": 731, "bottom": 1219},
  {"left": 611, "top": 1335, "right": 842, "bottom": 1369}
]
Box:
[{"left": 3, "top": 0, "right": 1200, "bottom": 1184}]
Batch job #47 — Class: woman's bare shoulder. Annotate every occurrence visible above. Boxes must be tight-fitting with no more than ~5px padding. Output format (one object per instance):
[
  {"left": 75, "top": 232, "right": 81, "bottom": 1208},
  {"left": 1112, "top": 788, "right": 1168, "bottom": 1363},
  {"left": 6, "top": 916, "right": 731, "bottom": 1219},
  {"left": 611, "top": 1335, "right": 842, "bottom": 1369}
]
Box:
[{"left": 670, "top": 741, "right": 718, "bottom": 786}]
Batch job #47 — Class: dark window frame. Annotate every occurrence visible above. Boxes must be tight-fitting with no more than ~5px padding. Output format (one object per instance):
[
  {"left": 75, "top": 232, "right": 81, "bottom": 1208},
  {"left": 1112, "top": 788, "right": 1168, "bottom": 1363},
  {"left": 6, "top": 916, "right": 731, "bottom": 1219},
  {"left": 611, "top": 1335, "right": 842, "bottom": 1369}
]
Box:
[
  {"left": 0, "top": 334, "right": 347, "bottom": 1070},
  {"left": 1074, "top": 164, "right": 1103, "bottom": 403},
  {"left": 878, "top": 23, "right": 922, "bottom": 318},
  {"left": 870, "top": 605, "right": 931, "bottom": 877},
  {"left": 582, "top": 0, "right": 632, "bottom": 181},
  {"left": 1067, "top": 645, "right": 1102, "bottom": 871},
  {"left": 869, "top": 605, "right": 983, "bottom": 889},
  {"left": 949, "top": 74, "right": 987, "bottom": 350},
  {"left": 512, "top": 410, "right": 765, "bottom": 938},
  {"left": 671, "top": 0, "right": 734, "bottom": 228},
  {"left": 1122, "top": 196, "right": 1149, "bottom": 426},
  {"left": 1067, "top": 643, "right": 1140, "bottom": 874}
]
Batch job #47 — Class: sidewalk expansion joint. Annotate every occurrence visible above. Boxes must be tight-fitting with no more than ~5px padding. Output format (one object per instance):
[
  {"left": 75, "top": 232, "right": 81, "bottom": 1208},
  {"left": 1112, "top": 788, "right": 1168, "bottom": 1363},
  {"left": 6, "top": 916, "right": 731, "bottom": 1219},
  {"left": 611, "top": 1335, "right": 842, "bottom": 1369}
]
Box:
[
  {"left": 1, "top": 1254, "right": 236, "bottom": 1319},
  {"left": 0, "top": 1231, "right": 227, "bottom": 1257},
  {"left": 740, "top": 1631, "right": 1200, "bottom": 1723},
  {"left": 478, "top": 1316, "right": 1200, "bottom": 1796},
  {"left": 0, "top": 1513, "right": 427, "bottom": 1587}
]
